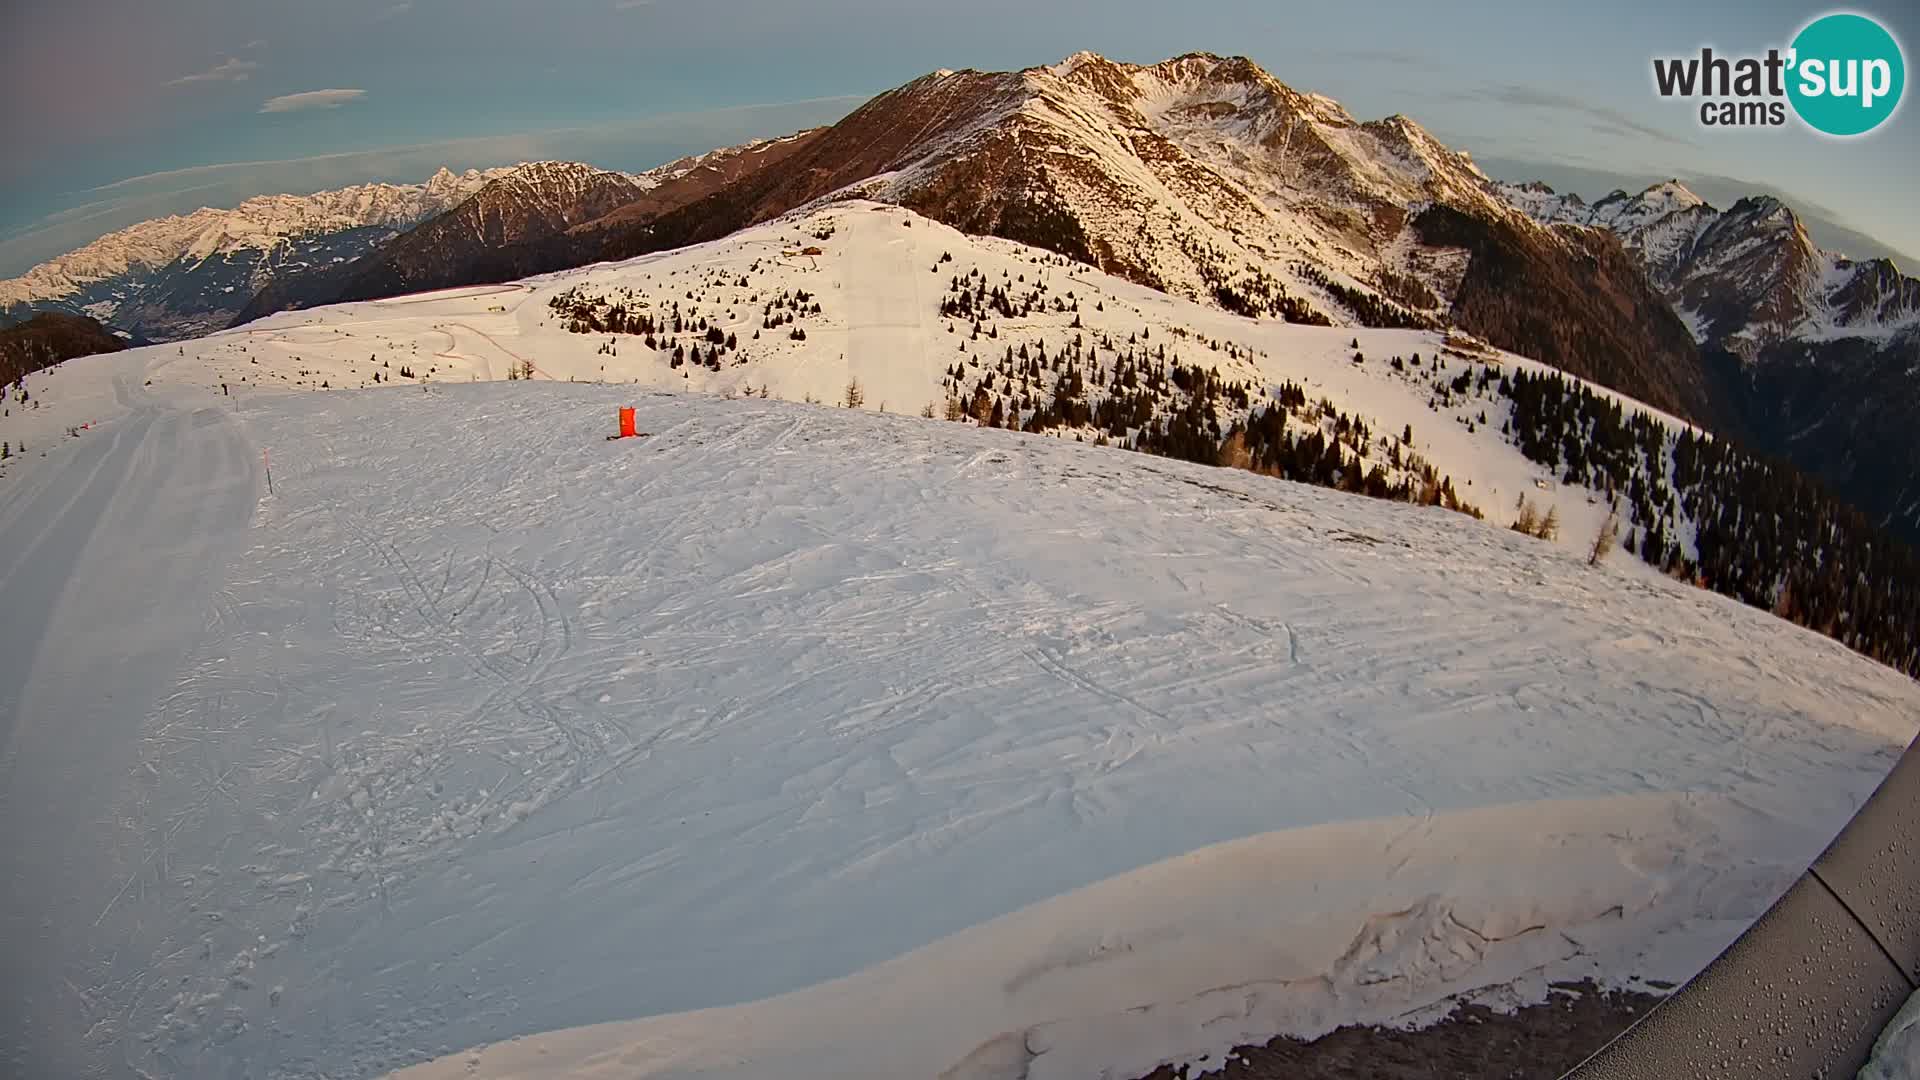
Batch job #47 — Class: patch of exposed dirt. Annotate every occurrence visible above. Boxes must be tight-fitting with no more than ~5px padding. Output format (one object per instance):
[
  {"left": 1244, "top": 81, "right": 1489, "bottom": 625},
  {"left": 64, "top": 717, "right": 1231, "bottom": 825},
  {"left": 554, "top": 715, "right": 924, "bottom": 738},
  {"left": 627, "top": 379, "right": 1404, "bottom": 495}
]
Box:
[{"left": 1134, "top": 981, "right": 1663, "bottom": 1080}]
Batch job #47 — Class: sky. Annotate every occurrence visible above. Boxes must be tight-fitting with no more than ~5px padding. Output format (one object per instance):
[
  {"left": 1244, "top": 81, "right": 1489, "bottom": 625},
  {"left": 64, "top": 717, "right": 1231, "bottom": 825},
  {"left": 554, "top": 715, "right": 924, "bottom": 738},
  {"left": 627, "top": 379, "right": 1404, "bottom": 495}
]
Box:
[{"left": 2, "top": 0, "right": 1916, "bottom": 274}]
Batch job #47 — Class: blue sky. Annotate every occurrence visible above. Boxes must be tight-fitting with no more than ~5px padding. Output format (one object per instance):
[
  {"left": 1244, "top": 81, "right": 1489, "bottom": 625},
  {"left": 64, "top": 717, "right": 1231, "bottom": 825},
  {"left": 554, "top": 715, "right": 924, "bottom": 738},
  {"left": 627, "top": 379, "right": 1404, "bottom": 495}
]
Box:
[{"left": 2, "top": 0, "right": 1915, "bottom": 274}]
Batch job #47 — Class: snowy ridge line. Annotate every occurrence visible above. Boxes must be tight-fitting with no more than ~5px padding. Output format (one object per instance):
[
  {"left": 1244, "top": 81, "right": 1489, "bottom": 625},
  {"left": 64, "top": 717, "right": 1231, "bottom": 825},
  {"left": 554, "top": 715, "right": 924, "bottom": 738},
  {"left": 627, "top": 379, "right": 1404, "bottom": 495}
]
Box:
[
  {"left": 807, "top": 50, "right": 1531, "bottom": 333},
  {"left": 0, "top": 167, "right": 514, "bottom": 306}
]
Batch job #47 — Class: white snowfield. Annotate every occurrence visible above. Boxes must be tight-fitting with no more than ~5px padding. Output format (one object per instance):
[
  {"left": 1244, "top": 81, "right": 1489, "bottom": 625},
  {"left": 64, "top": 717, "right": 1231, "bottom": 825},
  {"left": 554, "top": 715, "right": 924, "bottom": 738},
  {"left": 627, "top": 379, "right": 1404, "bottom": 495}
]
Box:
[{"left": 0, "top": 205, "right": 1916, "bottom": 1080}]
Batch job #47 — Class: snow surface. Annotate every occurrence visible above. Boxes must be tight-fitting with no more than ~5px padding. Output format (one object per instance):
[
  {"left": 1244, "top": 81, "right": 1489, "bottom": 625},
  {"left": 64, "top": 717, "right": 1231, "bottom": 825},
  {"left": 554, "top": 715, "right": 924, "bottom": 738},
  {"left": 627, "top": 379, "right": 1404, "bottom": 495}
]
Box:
[
  {"left": 1862, "top": 990, "right": 1920, "bottom": 1080},
  {"left": 1, "top": 204, "right": 1916, "bottom": 1080}
]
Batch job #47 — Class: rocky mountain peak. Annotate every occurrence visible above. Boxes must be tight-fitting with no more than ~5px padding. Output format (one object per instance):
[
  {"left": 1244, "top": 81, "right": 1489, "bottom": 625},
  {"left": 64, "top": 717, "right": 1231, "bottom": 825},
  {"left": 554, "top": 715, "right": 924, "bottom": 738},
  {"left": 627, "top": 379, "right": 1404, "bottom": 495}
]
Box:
[
  {"left": 1505, "top": 172, "right": 1916, "bottom": 354},
  {"left": 1638, "top": 179, "right": 1706, "bottom": 208}
]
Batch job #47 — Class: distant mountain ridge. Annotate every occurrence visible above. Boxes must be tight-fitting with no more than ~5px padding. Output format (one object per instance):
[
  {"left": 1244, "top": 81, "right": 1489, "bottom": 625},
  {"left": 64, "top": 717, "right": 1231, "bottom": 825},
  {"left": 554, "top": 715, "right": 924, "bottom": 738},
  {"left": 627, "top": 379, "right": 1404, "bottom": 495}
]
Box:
[
  {"left": 1502, "top": 179, "right": 1920, "bottom": 351},
  {"left": 34, "top": 52, "right": 1728, "bottom": 434},
  {"left": 0, "top": 166, "right": 516, "bottom": 340},
  {"left": 1503, "top": 178, "right": 1920, "bottom": 542},
  {"left": 233, "top": 140, "right": 825, "bottom": 324},
  {"left": 233, "top": 161, "right": 660, "bottom": 320}
]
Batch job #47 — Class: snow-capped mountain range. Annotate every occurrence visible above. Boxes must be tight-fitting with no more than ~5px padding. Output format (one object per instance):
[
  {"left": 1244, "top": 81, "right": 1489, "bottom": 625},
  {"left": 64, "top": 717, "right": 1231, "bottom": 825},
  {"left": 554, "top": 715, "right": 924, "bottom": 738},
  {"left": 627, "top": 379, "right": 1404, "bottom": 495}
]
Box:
[
  {"left": 1503, "top": 178, "right": 1920, "bottom": 352},
  {"left": 1503, "top": 176, "right": 1920, "bottom": 541},
  {"left": 838, "top": 50, "right": 1509, "bottom": 314},
  {"left": 0, "top": 163, "right": 650, "bottom": 341},
  {"left": 231, "top": 160, "right": 661, "bottom": 321}
]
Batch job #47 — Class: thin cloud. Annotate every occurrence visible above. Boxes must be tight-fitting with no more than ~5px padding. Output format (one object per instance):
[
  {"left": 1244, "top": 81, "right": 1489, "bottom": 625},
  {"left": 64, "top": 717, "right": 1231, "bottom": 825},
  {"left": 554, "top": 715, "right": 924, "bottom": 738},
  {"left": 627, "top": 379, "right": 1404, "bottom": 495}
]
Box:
[
  {"left": 614, "top": 0, "right": 655, "bottom": 9},
  {"left": 1317, "top": 48, "right": 1445, "bottom": 72},
  {"left": 1469, "top": 83, "right": 1699, "bottom": 149},
  {"left": 260, "top": 89, "right": 368, "bottom": 114},
  {"left": 375, "top": 2, "right": 412, "bottom": 20},
  {"left": 78, "top": 93, "right": 860, "bottom": 194},
  {"left": 165, "top": 58, "right": 260, "bottom": 86}
]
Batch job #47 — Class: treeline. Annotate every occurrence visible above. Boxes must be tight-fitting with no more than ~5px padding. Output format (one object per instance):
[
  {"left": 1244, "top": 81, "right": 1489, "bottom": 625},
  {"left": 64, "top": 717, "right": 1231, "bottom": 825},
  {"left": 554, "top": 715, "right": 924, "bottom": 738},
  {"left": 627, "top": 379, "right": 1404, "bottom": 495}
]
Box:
[
  {"left": 935, "top": 324, "right": 1481, "bottom": 521},
  {"left": 938, "top": 263, "right": 1071, "bottom": 323},
  {"left": 1225, "top": 398, "right": 1474, "bottom": 511},
  {"left": 0, "top": 313, "right": 125, "bottom": 386},
  {"left": 1503, "top": 366, "right": 1920, "bottom": 676},
  {"left": 1291, "top": 262, "right": 1437, "bottom": 330},
  {"left": 1168, "top": 227, "right": 1330, "bottom": 324}
]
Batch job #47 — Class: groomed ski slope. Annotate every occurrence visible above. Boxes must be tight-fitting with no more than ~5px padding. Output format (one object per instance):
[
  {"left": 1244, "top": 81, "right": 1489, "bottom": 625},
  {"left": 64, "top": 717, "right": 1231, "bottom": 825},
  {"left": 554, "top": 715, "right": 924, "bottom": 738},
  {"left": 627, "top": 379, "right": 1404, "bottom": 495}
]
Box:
[{"left": 1, "top": 364, "right": 1915, "bottom": 1078}]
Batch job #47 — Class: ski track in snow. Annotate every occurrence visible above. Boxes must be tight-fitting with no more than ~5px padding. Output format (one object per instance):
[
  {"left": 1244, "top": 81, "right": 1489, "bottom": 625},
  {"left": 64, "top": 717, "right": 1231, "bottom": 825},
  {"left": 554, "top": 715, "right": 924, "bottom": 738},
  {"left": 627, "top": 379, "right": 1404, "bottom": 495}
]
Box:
[
  {"left": 0, "top": 356, "right": 259, "bottom": 1079},
  {"left": 0, "top": 205, "right": 1914, "bottom": 1079},
  {"left": 0, "top": 376, "right": 1912, "bottom": 1079}
]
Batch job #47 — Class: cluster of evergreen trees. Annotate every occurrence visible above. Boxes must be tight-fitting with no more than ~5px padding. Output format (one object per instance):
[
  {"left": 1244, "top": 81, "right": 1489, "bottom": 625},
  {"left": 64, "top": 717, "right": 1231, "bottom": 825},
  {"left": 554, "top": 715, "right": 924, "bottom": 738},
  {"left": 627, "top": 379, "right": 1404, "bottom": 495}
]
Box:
[
  {"left": 1410, "top": 203, "right": 1713, "bottom": 424},
  {"left": 1170, "top": 229, "right": 1312, "bottom": 324},
  {"left": 1373, "top": 268, "right": 1442, "bottom": 313},
  {"left": 1223, "top": 399, "right": 1473, "bottom": 511},
  {"left": 931, "top": 279, "right": 1918, "bottom": 675},
  {"left": 1211, "top": 278, "right": 1331, "bottom": 325},
  {"left": 761, "top": 288, "right": 820, "bottom": 331},
  {"left": 930, "top": 303, "right": 1480, "bottom": 523},
  {"left": 1500, "top": 366, "right": 1920, "bottom": 676},
  {"left": 549, "top": 285, "right": 656, "bottom": 337},
  {"left": 547, "top": 275, "right": 826, "bottom": 374},
  {"left": 0, "top": 314, "right": 126, "bottom": 388},
  {"left": 938, "top": 266, "right": 1076, "bottom": 324},
  {"left": 1290, "top": 262, "right": 1436, "bottom": 330}
]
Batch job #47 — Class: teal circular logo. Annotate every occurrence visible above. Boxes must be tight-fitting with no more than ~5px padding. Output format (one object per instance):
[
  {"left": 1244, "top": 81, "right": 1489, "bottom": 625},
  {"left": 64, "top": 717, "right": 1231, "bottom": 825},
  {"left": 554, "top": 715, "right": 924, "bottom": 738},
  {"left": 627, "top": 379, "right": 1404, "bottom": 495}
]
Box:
[{"left": 1787, "top": 13, "right": 1905, "bottom": 136}]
